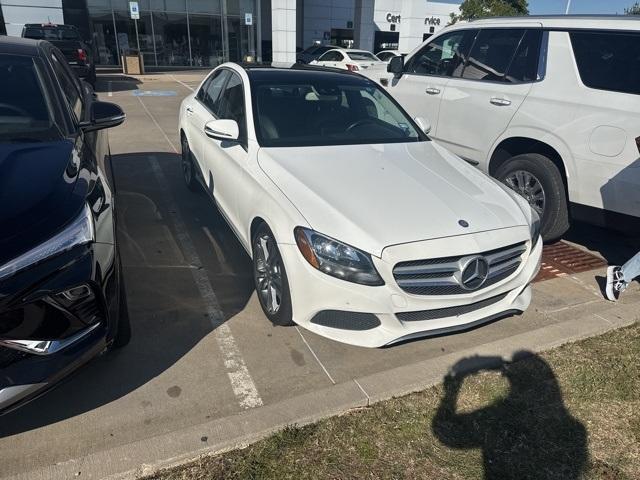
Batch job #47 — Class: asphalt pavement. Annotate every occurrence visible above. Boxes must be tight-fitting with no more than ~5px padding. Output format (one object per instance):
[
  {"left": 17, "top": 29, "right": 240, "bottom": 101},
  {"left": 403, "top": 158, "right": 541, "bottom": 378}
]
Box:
[{"left": 0, "top": 72, "right": 638, "bottom": 480}]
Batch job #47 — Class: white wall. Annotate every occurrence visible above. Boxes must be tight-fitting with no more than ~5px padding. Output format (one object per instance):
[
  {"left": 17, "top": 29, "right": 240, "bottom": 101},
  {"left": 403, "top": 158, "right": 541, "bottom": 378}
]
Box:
[
  {"left": 1, "top": 0, "right": 64, "bottom": 37},
  {"left": 398, "top": 0, "right": 460, "bottom": 53}
]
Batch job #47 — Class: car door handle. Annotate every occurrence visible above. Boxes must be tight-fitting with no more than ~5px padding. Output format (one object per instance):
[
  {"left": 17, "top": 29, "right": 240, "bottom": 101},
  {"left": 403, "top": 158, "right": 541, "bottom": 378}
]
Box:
[
  {"left": 490, "top": 97, "right": 511, "bottom": 106},
  {"left": 425, "top": 87, "right": 441, "bottom": 95},
  {"left": 185, "top": 106, "right": 194, "bottom": 115}
]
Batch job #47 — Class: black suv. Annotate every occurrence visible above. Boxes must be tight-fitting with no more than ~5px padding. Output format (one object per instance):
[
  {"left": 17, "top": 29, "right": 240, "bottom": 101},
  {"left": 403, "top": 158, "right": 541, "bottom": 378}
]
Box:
[
  {"left": 22, "top": 23, "right": 96, "bottom": 86},
  {"left": 0, "top": 36, "right": 127, "bottom": 414}
]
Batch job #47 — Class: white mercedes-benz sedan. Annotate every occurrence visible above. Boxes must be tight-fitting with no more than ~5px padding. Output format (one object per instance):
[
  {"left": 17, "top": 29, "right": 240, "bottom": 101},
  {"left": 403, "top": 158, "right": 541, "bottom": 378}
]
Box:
[{"left": 178, "top": 63, "right": 542, "bottom": 348}]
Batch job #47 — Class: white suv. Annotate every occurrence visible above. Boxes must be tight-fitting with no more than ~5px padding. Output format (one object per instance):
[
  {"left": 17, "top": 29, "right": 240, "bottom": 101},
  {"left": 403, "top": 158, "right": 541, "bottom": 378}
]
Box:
[{"left": 378, "top": 16, "right": 640, "bottom": 240}]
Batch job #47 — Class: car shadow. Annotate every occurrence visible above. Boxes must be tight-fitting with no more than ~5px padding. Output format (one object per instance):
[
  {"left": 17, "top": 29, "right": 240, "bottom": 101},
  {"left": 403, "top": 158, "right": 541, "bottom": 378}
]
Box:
[
  {"left": 0, "top": 152, "right": 254, "bottom": 437},
  {"left": 94, "top": 75, "right": 142, "bottom": 93},
  {"left": 432, "top": 352, "right": 588, "bottom": 479}
]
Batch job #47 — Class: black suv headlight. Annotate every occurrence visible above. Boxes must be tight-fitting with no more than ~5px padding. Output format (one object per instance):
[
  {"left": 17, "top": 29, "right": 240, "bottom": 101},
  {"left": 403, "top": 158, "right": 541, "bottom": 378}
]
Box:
[
  {"left": 294, "top": 227, "right": 384, "bottom": 286},
  {"left": 0, "top": 204, "right": 94, "bottom": 281}
]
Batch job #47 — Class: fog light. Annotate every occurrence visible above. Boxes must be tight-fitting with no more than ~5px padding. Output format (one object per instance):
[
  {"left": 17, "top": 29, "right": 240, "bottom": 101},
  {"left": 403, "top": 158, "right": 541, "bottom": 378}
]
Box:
[{"left": 60, "top": 285, "right": 92, "bottom": 301}]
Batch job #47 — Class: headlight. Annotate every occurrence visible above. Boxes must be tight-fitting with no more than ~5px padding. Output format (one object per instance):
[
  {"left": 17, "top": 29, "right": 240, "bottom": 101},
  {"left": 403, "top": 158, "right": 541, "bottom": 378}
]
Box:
[
  {"left": 0, "top": 204, "right": 95, "bottom": 281},
  {"left": 294, "top": 227, "right": 384, "bottom": 286},
  {"left": 529, "top": 207, "right": 541, "bottom": 249}
]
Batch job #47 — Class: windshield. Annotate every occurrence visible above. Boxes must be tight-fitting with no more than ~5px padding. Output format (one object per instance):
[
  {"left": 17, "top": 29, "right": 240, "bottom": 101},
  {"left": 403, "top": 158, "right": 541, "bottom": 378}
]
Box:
[
  {"left": 0, "top": 54, "right": 59, "bottom": 142},
  {"left": 252, "top": 76, "right": 426, "bottom": 147},
  {"left": 347, "top": 51, "right": 380, "bottom": 61},
  {"left": 24, "top": 26, "right": 80, "bottom": 41}
]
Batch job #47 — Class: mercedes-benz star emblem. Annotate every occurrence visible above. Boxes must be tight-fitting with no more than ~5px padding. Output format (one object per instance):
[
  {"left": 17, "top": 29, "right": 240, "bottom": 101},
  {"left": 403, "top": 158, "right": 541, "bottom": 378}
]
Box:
[
  {"left": 458, "top": 219, "right": 469, "bottom": 228},
  {"left": 460, "top": 256, "right": 489, "bottom": 290}
]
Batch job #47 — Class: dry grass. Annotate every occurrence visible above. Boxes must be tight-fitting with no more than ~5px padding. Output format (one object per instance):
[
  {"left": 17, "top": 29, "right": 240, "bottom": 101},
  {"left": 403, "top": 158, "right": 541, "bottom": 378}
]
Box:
[{"left": 146, "top": 323, "right": 640, "bottom": 480}]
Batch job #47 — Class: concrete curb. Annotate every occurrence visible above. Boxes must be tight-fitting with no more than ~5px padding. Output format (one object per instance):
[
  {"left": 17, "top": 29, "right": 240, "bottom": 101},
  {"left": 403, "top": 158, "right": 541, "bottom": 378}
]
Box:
[{"left": 10, "top": 299, "right": 638, "bottom": 480}]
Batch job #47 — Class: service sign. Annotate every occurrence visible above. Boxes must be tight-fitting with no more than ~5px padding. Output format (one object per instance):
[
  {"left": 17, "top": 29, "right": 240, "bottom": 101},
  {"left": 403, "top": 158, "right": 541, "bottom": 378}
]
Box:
[
  {"left": 129, "top": 1, "right": 140, "bottom": 20},
  {"left": 244, "top": 13, "right": 253, "bottom": 25}
]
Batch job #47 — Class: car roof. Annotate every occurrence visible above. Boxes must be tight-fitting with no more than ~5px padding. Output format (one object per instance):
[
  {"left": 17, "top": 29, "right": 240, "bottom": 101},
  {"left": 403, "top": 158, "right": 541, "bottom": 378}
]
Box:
[
  {"left": 0, "top": 36, "right": 45, "bottom": 56},
  {"left": 24, "top": 23, "right": 78, "bottom": 29},
  {"left": 242, "top": 64, "right": 372, "bottom": 83},
  {"left": 464, "top": 14, "right": 640, "bottom": 30}
]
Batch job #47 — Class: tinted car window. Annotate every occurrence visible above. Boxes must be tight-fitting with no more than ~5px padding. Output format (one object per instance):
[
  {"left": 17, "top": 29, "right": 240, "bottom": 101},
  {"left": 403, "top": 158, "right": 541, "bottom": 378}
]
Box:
[
  {"left": 50, "top": 51, "right": 83, "bottom": 120},
  {"left": 462, "top": 29, "right": 524, "bottom": 82},
  {"left": 0, "top": 54, "right": 58, "bottom": 141},
  {"left": 505, "top": 29, "right": 543, "bottom": 83},
  {"left": 253, "top": 77, "right": 425, "bottom": 147},
  {"left": 406, "top": 30, "right": 474, "bottom": 77},
  {"left": 217, "top": 73, "right": 247, "bottom": 142},
  {"left": 24, "top": 26, "right": 81, "bottom": 41},
  {"left": 319, "top": 51, "right": 343, "bottom": 62},
  {"left": 570, "top": 31, "right": 640, "bottom": 95},
  {"left": 347, "top": 51, "right": 378, "bottom": 61},
  {"left": 199, "top": 69, "right": 230, "bottom": 115}
]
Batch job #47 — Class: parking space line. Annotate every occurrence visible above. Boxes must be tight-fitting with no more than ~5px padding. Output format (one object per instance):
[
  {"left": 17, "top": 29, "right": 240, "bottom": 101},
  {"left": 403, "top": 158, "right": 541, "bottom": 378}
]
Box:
[
  {"left": 202, "top": 226, "right": 231, "bottom": 274},
  {"left": 171, "top": 74, "right": 196, "bottom": 92},
  {"left": 138, "top": 93, "right": 263, "bottom": 410},
  {"left": 108, "top": 80, "right": 112, "bottom": 97},
  {"left": 295, "top": 326, "right": 336, "bottom": 385},
  {"left": 353, "top": 379, "right": 371, "bottom": 406}
]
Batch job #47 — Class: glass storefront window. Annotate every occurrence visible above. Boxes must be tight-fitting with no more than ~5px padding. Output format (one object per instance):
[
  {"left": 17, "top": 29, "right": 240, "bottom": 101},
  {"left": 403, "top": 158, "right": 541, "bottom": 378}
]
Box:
[
  {"left": 189, "top": 0, "right": 222, "bottom": 15},
  {"left": 89, "top": 9, "right": 119, "bottom": 65},
  {"left": 113, "top": 11, "right": 156, "bottom": 66},
  {"left": 149, "top": 0, "right": 186, "bottom": 12},
  {"left": 153, "top": 12, "right": 190, "bottom": 66},
  {"left": 188, "top": 15, "right": 224, "bottom": 67}
]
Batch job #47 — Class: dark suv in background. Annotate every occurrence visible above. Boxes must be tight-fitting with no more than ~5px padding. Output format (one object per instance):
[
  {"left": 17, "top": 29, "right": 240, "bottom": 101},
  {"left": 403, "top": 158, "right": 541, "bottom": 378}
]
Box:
[{"left": 21, "top": 23, "right": 96, "bottom": 87}]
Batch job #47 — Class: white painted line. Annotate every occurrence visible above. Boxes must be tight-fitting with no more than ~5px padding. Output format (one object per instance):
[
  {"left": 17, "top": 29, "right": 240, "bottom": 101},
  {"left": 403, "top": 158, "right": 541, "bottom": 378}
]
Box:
[
  {"left": 138, "top": 94, "right": 263, "bottom": 410},
  {"left": 108, "top": 80, "right": 113, "bottom": 97},
  {"left": 171, "top": 74, "right": 195, "bottom": 92},
  {"left": 203, "top": 226, "right": 231, "bottom": 274},
  {"left": 295, "top": 326, "right": 336, "bottom": 385},
  {"left": 353, "top": 378, "right": 371, "bottom": 406},
  {"left": 136, "top": 97, "right": 178, "bottom": 153},
  {"left": 148, "top": 156, "right": 263, "bottom": 409},
  {"left": 544, "top": 298, "right": 603, "bottom": 314},
  {"left": 594, "top": 313, "right": 615, "bottom": 326},
  {"left": 569, "top": 275, "right": 603, "bottom": 299}
]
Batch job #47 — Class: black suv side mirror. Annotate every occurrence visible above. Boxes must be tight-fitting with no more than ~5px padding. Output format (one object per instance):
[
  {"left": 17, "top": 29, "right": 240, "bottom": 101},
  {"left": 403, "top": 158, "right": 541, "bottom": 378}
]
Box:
[
  {"left": 80, "top": 101, "right": 125, "bottom": 132},
  {"left": 387, "top": 55, "right": 404, "bottom": 75}
]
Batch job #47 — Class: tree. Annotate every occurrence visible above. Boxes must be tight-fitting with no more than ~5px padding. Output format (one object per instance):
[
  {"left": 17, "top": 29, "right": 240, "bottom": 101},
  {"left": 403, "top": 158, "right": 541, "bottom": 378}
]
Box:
[
  {"left": 625, "top": 2, "right": 640, "bottom": 14},
  {"left": 450, "top": 0, "right": 529, "bottom": 24}
]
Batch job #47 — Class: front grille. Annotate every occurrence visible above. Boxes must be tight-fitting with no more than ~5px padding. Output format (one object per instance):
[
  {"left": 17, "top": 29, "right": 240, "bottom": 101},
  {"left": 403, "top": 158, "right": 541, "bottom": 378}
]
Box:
[
  {"left": 0, "top": 346, "right": 28, "bottom": 368},
  {"left": 396, "top": 292, "right": 509, "bottom": 322},
  {"left": 393, "top": 241, "right": 527, "bottom": 296}
]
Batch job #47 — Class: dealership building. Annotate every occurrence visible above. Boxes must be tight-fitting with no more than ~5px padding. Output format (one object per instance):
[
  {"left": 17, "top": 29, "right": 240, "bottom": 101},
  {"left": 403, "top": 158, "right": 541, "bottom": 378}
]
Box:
[{"left": 1, "top": 0, "right": 460, "bottom": 68}]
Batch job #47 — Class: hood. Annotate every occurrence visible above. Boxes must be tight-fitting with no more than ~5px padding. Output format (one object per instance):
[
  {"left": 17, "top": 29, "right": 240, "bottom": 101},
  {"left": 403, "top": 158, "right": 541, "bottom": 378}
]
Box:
[
  {"left": 0, "top": 140, "right": 81, "bottom": 264},
  {"left": 258, "top": 141, "right": 528, "bottom": 257}
]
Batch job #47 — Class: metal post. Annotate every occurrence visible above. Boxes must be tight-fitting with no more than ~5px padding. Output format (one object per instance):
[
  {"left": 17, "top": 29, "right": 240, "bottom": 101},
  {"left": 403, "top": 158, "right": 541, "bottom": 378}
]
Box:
[
  {"left": 134, "top": 18, "right": 141, "bottom": 53},
  {"left": 150, "top": 11, "right": 158, "bottom": 66},
  {"left": 112, "top": 9, "right": 120, "bottom": 66},
  {"left": 256, "top": 0, "right": 262, "bottom": 62},
  {"left": 565, "top": 0, "right": 572, "bottom": 14},
  {"left": 186, "top": 5, "right": 193, "bottom": 67}
]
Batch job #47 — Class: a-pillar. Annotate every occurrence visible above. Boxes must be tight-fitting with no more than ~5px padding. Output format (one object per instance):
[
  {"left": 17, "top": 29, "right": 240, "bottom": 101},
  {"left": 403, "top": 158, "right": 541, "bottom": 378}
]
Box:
[
  {"left": 353, "top": 0, "right": 375, "bottom": 52},
  {"left": 271, "top": 0, "right": 297, "bottom": 63}
]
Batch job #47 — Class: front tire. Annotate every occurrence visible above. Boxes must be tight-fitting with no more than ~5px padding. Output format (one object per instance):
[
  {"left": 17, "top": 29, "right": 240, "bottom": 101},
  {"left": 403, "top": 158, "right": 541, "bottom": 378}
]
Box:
[
  {"left": 252, "top": 224, "right": 294, "bottom": 327},
  {"left": 495, "top": 153, "right": 569, "bottom": 241},
  {"left": 181, "top": 135, "right": 199, "bottom": 191}
]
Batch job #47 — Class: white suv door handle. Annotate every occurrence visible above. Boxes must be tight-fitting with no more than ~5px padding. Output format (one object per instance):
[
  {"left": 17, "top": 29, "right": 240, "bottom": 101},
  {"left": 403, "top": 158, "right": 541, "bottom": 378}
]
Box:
[
  {"left": 186, "top": 106, "right": 194, "bottom": 115},
  {"left": 425, "top": 87, "right": 441, "bottom": 95},
  {"left": 490, "top": 97, "right": 512, "bottom": 106}
]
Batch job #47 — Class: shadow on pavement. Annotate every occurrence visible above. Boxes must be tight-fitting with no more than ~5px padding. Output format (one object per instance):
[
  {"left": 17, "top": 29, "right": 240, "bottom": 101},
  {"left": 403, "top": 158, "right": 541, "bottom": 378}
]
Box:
[
  {"left": 0, "top": 152, "right": 254, "bottom": 438},
  {"left": 432, "top": 352, "right": 588, "bottom": 479},
  {"left": 94, "top": 75, "right": 142, "bottom": 93}
]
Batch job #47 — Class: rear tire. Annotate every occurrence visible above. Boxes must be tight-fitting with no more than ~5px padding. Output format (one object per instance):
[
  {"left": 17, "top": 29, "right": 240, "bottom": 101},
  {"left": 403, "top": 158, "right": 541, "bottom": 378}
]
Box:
[
  {"left": 495, "top": 153, "right": 569, "bottom": 241},
  {"left": 252, "top": 223, "right": 294, "bottom": 327},
  {"left": 181, "top": 135, "right": 199, "bottom": 191}
]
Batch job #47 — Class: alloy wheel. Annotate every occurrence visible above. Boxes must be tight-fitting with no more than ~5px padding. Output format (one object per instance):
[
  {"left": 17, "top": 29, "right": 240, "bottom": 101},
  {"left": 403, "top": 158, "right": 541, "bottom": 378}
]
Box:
[
  {"left": 504, "top": 170, "right": 546, "bottom": 217},
  {"left": 254, "top": 234, "right": 283, "bottom": 315}
]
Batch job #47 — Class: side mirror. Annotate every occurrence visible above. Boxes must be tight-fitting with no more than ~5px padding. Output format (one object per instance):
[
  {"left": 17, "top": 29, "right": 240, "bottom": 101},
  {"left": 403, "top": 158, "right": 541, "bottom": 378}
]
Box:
[
  {"left": 414, "top": 116, "right": 431, "bottom": 134},
  {"left": 387, "top": 55, "right": 404, "bottom": 75},
  {"left": 204, "top": 119, "right": 239, "bottom": 141},
  {"left": 80, "top": 101, "right": 125, "bottom": 132}
]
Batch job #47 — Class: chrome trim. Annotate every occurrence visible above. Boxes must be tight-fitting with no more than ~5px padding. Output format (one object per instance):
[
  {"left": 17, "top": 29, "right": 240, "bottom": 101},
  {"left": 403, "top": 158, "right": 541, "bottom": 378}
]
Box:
[
  {"left": 0, "top": 383, "right": 47, "bottom": 410},
  {"left": 0, "top": 322, "right": 101, "bottom": 356}
]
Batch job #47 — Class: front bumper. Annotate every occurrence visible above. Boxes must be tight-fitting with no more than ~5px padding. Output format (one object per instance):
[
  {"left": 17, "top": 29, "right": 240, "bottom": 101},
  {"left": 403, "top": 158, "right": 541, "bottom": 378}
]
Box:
[
  {"left": 281, "top": 226, "right": 542, "bottom": 348},
  {"left": 0, "top": 243, "right": 117, "bottom": 414}
]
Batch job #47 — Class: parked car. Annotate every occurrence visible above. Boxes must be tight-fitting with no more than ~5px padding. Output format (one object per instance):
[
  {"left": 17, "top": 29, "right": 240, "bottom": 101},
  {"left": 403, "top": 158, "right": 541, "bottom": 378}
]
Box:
[
  {"left": 380, "top": 16, "right": 640, "bottom": 240},
  {"left": 22, "top": 23, "right": 96, "bottom": 87},
  {"left": 296, "top": 45, "right": 334, "bottom": 64},
  {"left": 311, "top": 48, "right": 384, "bottom": 72},
  {"left": 0, "top": 37, "right": 128, "bottom": 414},
  {"left": 178, "top": 63, "right": 542, "bottom": 348},
  {"left": 376, "top": 50, "right": 401, "bottom": 62}
]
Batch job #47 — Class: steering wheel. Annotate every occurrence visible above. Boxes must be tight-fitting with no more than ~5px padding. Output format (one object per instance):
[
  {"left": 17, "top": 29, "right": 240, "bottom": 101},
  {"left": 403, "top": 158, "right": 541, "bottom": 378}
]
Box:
[
  {"left": 0, "top": 103, "right": 30, "bottom": 117},
  {"left": 346, "top": 118, "right": 378, "bottom": 133}
]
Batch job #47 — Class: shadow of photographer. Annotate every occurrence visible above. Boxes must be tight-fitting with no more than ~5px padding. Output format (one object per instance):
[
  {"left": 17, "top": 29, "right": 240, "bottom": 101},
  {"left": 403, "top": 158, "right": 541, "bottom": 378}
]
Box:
[{"left": 432, "top": 352, "right": 587, "bottom": 479}]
